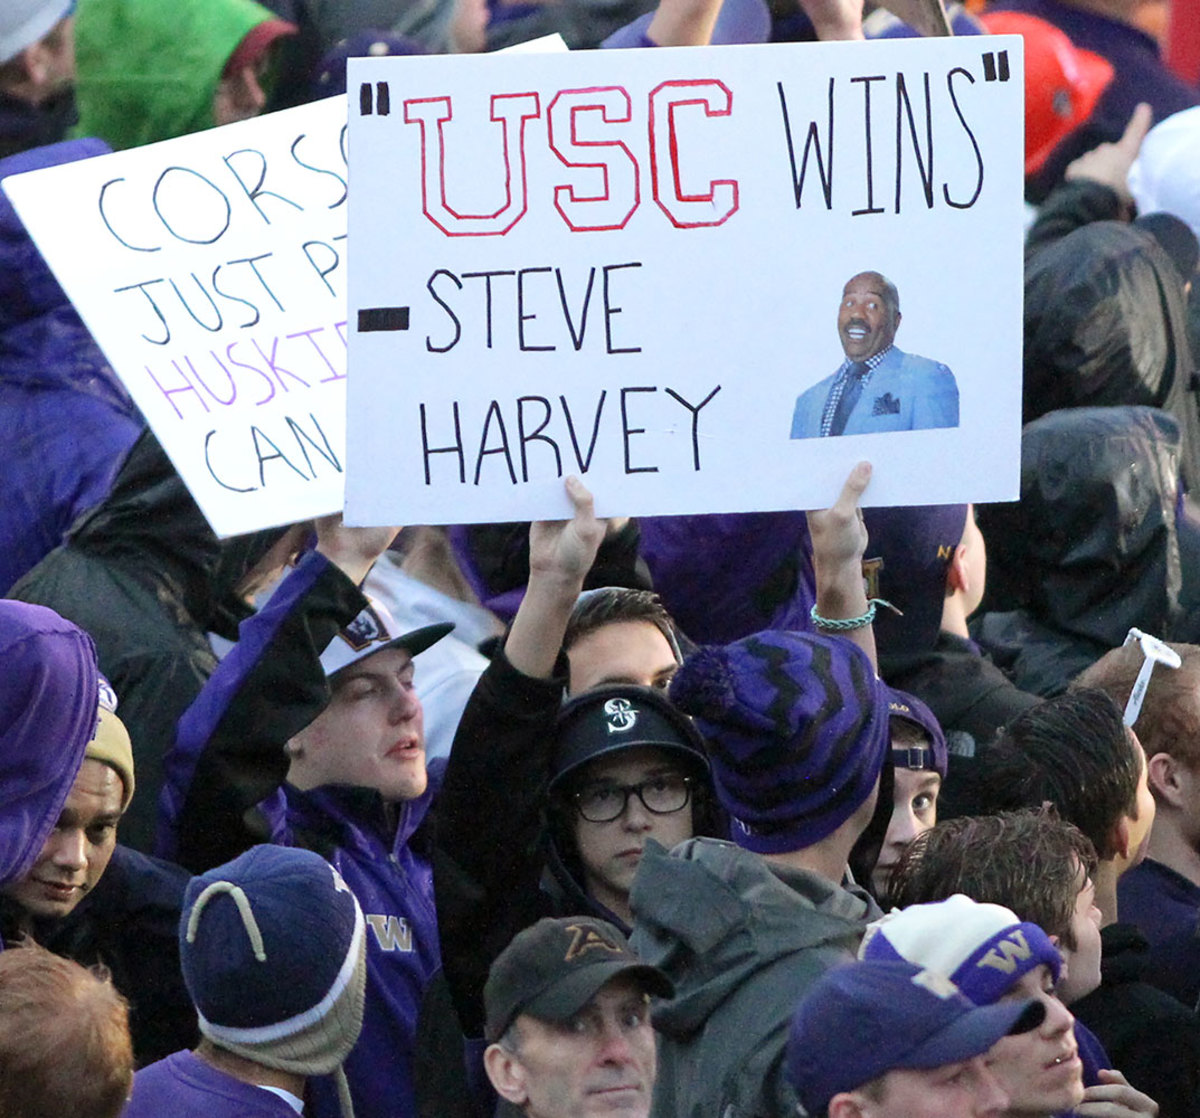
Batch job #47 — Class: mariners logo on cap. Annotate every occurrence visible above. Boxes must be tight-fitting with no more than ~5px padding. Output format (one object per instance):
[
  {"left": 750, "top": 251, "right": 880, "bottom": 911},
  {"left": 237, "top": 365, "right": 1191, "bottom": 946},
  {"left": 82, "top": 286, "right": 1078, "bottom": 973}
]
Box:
[
  {"left": 604, "top": 697, "right": 638, "bottom": 734},
  {"left": 338, "top": 605, "right": 388, "bottom": 652}
]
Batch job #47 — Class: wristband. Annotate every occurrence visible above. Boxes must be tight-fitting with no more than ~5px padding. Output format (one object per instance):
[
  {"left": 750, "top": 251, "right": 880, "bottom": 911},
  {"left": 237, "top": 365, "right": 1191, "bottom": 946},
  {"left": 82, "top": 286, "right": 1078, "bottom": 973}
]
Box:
[{"left": 809, "top": 598, "right": 898, "bottom": 632}]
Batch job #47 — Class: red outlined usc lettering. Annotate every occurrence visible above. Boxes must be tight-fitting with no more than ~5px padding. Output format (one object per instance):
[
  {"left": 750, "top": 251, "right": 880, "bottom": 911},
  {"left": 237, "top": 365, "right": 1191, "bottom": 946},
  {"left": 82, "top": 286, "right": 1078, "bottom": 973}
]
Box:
[{"left": 403, "top": 81, "right": 739, "bottom": 237}]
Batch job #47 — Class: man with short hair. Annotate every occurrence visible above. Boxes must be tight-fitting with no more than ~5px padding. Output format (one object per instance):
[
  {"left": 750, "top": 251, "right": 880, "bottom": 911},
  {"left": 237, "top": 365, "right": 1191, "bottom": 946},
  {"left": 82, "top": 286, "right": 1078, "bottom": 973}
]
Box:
[
  {"left": 563, "top": 587, "right": 684, "bottom": 694},
  {"left": 978, "top": 688, "right": 1155, "bottom": 924},
  {"left": 0, "top": 942, "right": 133, "bottom": 1118},
  {"left": 1079, "top": 641, "right": 1200, "bottom": 980},
  {"left": 790, "top": 271, "right": 960, "bottom": 439},
  {"left": 786, "top": 958, "right": 1036, "bottom": 1118},
  {"left": 891, "top": 812, "right": 1169, "bottom": 1117},
  {"left": 482, "top": 916, "right": 673, "bottom": 1118}
]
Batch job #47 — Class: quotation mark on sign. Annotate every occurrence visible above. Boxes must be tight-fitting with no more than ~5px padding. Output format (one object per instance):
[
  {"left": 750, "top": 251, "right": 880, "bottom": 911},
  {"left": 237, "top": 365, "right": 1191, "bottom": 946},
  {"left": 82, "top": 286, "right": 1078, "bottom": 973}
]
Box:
[
  {"left": 359, "top": 82, "right": 392, "bottom": 116},
  {"left": 981, "top": 51, "right": 1010, "bottom": 82}
]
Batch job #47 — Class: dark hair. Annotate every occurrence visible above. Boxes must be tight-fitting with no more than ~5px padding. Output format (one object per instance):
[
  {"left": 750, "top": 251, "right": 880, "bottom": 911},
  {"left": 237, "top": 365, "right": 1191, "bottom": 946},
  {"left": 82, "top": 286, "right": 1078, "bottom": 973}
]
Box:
[
  {"left": 0, "top": 943, "right": 133, "bottom": 1118},
  {"left": 977, "top": 689, "right": 1141, "bottom": 860},
  {"left": 890, "top": 810, "right": 1097, "bottom": 950},
  {"left": 563, "top": 588, "right": 683, "bottom": 662},
  {"left": 1077, "top": 641, "right": 1200, "bottom": 770}
]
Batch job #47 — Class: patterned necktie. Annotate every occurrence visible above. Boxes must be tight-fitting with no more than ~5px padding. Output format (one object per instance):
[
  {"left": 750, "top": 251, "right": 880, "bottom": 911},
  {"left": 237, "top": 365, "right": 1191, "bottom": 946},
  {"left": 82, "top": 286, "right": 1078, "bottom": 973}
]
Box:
[{"left": 829, "top": 361, "right": 870, "bottom": 437}]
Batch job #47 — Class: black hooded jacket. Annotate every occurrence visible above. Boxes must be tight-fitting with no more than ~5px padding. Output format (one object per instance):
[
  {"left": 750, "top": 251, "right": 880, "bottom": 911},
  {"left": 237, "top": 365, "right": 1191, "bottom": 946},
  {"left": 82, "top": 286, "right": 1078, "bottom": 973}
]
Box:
[
  {"left": 975, "top": 406, "right": 1185, "bottom": 696},
  {"left": 1023, "top": 213, "right": 1200, "bottom": 491},
  {"left": 7, "top": 430, "right": 281, "bottom": 850}
]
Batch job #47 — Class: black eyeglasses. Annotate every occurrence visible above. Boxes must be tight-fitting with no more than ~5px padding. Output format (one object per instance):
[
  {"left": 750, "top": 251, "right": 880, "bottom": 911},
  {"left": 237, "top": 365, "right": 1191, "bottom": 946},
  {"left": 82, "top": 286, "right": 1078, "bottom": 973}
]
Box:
[{"left": 571, "top": 773, "right": 693, "bottom": 823}]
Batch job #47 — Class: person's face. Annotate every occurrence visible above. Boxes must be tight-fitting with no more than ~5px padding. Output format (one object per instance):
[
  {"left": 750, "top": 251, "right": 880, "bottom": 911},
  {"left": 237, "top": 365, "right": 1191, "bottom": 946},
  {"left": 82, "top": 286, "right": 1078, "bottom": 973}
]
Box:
[
  {"left": 286, "top": 647, "right": 427, "bottom": 802},
  {"left": 842, "top": 1058, "right": 1009, "bottom": 1118},
  {"left": 871, "top": 765, "right": 941, "bottom": 898},
  {"left": 1054, "top": 869, "right": 1103, "bottom": 1006},
  {"left": 838, "top": 273, "right": 900, "bottom": 361},
  {"left": 571, "top": 748, "right": 695, "bottom": 918},
  {"left": 566, "top": 622, "right": 679, "bottom": 696},
  {"left": 2, "top": 759, "right": 123, "bottom": 920},
  {"left": 985, "top": 966, "right": 1083, "bottom": 1117},
  {"left": 1124, "top": 732, "right": 1156, "bottom": 867},
  {"left": 493, "top": 976, "right": 657, "bottom": 1118}
]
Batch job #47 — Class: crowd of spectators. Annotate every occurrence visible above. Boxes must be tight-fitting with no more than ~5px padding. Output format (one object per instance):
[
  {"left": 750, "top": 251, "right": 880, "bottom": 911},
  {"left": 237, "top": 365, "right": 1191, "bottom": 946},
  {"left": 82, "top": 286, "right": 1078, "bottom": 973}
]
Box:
[{"left": 2, "top": 0, "right": 1200, "bottom": 1115}]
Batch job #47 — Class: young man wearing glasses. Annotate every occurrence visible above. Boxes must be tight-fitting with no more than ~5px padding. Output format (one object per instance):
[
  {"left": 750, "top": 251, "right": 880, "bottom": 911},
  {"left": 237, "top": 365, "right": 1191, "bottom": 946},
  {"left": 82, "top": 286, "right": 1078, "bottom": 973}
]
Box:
[{"left": 545, "top": 685, "right": 712, "bottom": 927}]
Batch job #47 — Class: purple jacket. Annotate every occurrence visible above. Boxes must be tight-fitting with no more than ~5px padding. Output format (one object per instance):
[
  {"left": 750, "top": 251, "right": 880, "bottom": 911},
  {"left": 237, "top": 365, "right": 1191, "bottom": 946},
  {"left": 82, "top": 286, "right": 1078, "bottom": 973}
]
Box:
[
  {"left": 0, "top": 600, "right": 98, "bottom": 888},
  {"left": 159, "top": 552, "right": 442, "bottom": 1118},
  {"left": 0, "top": 139, "right": 143, "bottom": 595}
]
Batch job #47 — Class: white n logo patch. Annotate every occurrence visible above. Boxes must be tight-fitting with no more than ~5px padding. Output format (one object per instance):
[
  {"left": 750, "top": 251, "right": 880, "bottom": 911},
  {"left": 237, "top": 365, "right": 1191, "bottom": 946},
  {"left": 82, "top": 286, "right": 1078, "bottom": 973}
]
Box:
[{"left": 366, "top": 914, "right": 414, "bottom": 952}]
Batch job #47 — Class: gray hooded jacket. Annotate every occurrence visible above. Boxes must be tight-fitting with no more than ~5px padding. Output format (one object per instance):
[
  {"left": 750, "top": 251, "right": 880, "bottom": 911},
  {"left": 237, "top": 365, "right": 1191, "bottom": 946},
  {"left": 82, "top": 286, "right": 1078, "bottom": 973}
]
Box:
[{"left": 630, "top": 838, "right": 879, "bottom": 1118}]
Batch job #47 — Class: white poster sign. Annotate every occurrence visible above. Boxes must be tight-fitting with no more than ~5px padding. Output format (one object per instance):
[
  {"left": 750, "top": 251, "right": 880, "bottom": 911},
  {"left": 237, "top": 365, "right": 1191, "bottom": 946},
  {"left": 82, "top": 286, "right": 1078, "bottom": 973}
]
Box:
[
  {"left": 4, "top": 96, "right": 350, "bottom": 537},
  {"left": 345, "top": 37, "right": 1025, "bottom": 525}
]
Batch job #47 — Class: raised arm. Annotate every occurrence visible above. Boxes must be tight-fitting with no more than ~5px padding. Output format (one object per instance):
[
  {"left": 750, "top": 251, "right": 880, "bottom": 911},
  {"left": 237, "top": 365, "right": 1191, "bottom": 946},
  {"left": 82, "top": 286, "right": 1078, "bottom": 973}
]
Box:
[
  {"left": 505, "top": 476, "right": 608, "bottom": 677},
  {"left": 433, "top": 477, "right": 607, "bottom": 1036},
  {"left": 806, "top": 461, "right": 877, "bottom": 668},
  {"left": 159, "top": 519, "right": 398, "bottom": 871}
]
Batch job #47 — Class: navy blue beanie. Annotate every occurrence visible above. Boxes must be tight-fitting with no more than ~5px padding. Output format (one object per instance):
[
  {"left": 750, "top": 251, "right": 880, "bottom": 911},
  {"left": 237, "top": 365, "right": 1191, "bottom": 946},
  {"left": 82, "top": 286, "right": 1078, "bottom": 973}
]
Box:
[{"left": 669, "top": 631, "right": 889, "bottom": 853}]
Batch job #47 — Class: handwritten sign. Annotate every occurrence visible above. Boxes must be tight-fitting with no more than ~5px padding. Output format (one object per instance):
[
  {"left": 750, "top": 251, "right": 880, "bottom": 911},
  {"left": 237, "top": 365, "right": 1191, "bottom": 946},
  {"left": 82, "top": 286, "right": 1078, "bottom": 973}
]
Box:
[
  {"left": 3, "top": 96, "right": 350, "bottom": 537},
  {"left": 345, "top": 37, "right": 1025, "bottom": 525}
]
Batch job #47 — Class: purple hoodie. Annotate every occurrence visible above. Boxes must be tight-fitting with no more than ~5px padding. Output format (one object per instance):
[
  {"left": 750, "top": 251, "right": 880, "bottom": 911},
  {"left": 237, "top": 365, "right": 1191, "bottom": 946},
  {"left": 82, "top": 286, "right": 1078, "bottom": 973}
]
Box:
[{"left": 0, "top": 600, "right": 99, "bottom": 887}]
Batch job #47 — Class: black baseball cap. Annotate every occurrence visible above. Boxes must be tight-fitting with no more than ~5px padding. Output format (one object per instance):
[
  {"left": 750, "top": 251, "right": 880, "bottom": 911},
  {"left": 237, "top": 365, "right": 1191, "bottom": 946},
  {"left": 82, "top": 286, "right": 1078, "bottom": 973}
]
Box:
[
  {"left": 484, "top": 916, "right": 674, "bottom": 1042},
  {"left": 549, "top": 685, "right": 709, "bottom": 793}
]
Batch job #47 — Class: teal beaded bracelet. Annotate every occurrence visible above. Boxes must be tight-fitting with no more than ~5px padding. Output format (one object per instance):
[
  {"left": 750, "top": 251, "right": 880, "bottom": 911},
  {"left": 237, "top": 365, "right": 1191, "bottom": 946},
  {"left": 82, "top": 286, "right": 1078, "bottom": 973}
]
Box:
[{"left": 809, "top": 598, "right": 899, "bottom": 632}]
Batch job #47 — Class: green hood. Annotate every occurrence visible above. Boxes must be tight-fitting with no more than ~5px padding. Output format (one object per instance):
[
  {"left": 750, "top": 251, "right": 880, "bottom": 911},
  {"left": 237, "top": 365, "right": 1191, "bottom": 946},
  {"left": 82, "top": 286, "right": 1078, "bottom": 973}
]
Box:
[{"left": 75, "top": 0, "right": 274, "bottom": 150}]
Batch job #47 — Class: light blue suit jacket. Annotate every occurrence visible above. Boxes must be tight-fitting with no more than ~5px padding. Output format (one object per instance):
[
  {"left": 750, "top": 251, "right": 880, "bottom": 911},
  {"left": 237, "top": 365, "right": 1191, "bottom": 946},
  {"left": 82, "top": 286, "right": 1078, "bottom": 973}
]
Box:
[{"left": 789, "top": 346, "right": 960, "bottom": 439}]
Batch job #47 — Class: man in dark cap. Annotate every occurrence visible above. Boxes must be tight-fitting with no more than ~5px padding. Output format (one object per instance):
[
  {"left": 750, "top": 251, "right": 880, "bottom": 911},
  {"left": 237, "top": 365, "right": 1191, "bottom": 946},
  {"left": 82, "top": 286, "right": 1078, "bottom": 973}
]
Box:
[{"left": 483, "top": 916, "right": 672, "bottom": 1118}]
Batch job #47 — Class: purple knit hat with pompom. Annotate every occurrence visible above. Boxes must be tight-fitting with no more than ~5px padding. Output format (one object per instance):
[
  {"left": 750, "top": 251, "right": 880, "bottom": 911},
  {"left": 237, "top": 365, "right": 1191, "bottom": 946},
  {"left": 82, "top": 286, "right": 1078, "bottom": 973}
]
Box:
[{"left": 669, "top": 631, "right": 889, "bottom": 854}]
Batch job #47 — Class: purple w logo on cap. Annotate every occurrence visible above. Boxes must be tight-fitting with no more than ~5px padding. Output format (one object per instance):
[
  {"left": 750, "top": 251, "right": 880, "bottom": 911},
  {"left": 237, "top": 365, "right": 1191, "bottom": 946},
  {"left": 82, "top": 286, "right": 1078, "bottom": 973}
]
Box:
[{"left": 338, "top": 605, "right": 387, "bottom": 652}]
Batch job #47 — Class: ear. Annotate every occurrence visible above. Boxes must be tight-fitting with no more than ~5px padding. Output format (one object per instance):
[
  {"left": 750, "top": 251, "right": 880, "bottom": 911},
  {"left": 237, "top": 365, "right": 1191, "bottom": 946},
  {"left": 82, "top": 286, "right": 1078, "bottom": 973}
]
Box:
[
  {"left": 484, "top": 1043, "right": 529, "bottom": 1107},
  {"left": 945, "top": 543, "right": 969, "bottom": 596},
  {"left": 1111, "top": 814, "right": 1133, "bottom": 861},
  {"left": 1148, "top": 752, "right": 1184, "bottom": 807},
  {"left": 829, "top": 1092, "right": 870, "bottom": 1118}
]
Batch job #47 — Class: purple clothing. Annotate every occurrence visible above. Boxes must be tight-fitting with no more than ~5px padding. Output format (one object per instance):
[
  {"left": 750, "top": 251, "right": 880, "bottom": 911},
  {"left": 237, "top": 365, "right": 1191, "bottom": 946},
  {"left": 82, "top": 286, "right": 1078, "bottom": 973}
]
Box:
[
  {"left": 637, "top": 513, "right": 815, "bottom": 644},
  {"left": 159, "top": 552, "right": 442, "bottom": 1118},
  {"left": 990, "top": 0, "right": 1200, "bottom": 198},
  {"left": 0, "top": 600, "right": 98, "bottom": 888},
  {"left": 1117, "top": 857, "right": 1200, "bottom": 1007},
  {"left": 1075, "top": 1020, "right": 1110, "bottom": 1088},
  {"left": 0, "top": 139, "right": 143, "bottom": 595},
  {"left": 125, "top": 1050, "right": 300, "bottom": 1117},
  {"left": 1119, "top": 857, "right": 1200, "bottom": 946}
]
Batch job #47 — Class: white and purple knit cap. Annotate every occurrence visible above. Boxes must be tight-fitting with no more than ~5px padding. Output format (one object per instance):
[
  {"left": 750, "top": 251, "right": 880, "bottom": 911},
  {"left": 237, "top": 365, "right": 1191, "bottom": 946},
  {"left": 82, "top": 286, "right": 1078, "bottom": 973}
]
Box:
[
  {"left": 860, "top": 894, "right": 1062, "bottom": 1006},
  {"left": 668, "top": 630, "right": 889, "bottom": 854}
]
